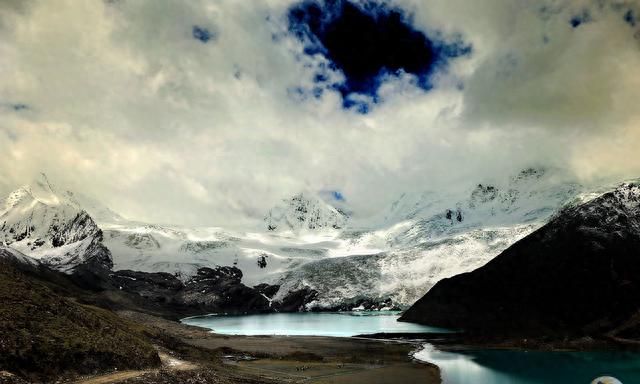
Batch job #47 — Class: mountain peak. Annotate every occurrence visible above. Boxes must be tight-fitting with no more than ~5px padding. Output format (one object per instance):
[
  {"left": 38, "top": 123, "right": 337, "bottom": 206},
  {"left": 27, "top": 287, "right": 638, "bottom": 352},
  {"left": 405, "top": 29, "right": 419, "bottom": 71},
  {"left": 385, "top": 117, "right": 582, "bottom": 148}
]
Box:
[
  {"left": 0, "top": 176, "right": 116, "bottom": 272},
  {"left": 399, "top": 180, "right": 640, "bottom": 337},
  {"left": 264, "top": 192, "right": 349, "bottom": 232},
  {"left": 4, "top": 174, "right": 125, "bottom": 224},
  {"left": 28, "top": 172, "right": 62, "bottom": 206}
]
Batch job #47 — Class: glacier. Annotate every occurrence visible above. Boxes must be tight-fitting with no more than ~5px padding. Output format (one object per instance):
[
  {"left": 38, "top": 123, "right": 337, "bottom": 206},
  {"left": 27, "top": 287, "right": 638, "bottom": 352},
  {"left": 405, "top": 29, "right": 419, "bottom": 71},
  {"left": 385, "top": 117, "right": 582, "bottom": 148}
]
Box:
[{"left": 0, "top": 167, "right": 583, "bottom": 309}]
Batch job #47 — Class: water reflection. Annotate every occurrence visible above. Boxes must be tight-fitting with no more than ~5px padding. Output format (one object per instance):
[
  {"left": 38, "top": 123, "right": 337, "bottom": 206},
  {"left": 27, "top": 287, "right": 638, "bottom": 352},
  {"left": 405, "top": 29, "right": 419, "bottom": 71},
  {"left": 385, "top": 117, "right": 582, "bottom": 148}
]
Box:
[{"left": 415, "top": 345, "right": 640, "bottom": 384}]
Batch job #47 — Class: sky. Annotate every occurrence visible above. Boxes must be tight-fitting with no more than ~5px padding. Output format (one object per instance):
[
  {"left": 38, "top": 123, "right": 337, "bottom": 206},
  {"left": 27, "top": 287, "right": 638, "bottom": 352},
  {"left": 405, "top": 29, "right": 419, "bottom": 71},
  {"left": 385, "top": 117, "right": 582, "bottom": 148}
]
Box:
[{"left": 1, "top": 0, "right": 639, "bottom": 227}]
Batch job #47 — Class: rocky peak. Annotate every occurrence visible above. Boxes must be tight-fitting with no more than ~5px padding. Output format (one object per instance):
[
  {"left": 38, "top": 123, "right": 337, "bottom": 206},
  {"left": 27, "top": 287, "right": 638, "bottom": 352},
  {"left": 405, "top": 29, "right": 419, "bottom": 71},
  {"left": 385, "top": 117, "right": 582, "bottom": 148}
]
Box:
[
  {"left": 469, "top": 183, "right": 499, "bottom": 207},
  {"left": 192, "top": 266, "right": 243, "bottom": 285},
  {"left": 264, "top": 192, "right": 348, "bottom": 231},
  {"left": 0, "top": 175, "right": 112, "bottom": 273}
]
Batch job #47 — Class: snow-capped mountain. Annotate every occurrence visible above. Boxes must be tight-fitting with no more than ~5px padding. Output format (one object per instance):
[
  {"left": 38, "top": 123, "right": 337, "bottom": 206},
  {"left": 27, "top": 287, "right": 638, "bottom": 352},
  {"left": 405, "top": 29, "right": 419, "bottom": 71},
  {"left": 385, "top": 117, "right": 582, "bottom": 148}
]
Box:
[
  {"left": 400, "top": 181, "right": 640, "bottom": 337},
  {"left": 0, "top": 174, "right": 112, "bottom": 272},
  {"left": 373, "top": 168, "right": 579, "bottom": 231},
  {"left": 273, "top": 224, "right": 537, "bottom": 308},
  {"left": 379, "top": 167, "right": 581, "bottom": 245},
  {"left": 0, "top": 168, "right": 585, "bottom": 309},
  {"left": 264, "top": 192, "right": 349, "bottom": 232},
  {"left": 272, "top": 167, "right": 583, "bottom": 308},
  {"left": 103, "top": 223, "right": 363, "bottom": 286}
]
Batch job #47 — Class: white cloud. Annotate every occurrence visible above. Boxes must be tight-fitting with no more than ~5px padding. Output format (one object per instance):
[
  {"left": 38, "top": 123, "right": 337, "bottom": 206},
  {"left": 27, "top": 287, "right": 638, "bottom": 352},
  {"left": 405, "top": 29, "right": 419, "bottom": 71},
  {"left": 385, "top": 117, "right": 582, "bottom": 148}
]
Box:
[{"left": 0, "top": 0, "right": 638, "bottom": 226}]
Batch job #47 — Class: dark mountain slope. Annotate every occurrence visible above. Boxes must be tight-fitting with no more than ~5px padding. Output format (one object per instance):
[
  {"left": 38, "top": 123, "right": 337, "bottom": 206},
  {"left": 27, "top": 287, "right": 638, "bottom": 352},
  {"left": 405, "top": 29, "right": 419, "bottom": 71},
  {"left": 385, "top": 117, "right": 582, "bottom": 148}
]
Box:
[
  {"left": 0, "top": 249, "right": 160, "bottom": 382},
  {"left": 400, "top": 183, "right": 640, "bottom": 338}
]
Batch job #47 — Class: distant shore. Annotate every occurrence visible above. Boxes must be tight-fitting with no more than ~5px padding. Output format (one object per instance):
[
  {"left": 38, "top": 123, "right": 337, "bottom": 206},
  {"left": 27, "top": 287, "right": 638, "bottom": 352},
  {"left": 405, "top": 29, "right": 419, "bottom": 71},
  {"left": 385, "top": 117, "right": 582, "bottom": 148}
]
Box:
[{"left": 356, "top": 331, "right": 640, "bottom": 352}]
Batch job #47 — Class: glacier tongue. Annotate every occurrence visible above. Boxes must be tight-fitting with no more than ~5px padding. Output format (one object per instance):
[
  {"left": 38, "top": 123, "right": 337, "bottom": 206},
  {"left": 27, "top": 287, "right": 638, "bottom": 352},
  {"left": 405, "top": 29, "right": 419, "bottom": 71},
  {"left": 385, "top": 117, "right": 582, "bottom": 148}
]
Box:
[
  {"left": 273, "top": 224, "right": 538, "bottom": 309},
  {"left": 269, "top": 167, "right": 583, "bottom": 308}
]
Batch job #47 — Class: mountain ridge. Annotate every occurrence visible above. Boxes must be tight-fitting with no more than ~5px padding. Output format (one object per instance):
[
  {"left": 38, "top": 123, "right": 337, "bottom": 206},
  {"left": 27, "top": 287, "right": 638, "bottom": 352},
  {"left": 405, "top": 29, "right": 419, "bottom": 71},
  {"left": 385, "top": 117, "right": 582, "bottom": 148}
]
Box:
[
  {"left": 0, "top": 168, "right": 585, "bottom": 310},
  {"left": 399, "top": 182, "right": 640, "bottom": 339}
]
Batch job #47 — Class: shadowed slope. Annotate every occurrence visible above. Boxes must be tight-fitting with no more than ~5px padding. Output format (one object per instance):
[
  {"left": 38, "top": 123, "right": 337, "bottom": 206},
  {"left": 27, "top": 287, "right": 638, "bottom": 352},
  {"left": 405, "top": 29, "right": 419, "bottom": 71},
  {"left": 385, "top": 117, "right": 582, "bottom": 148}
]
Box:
[
  {"left": 400, "top": 183, "right": 640, "bottom": 338},
  {"left": 0, "top": 249, "right": 160, "bottom": 381}
]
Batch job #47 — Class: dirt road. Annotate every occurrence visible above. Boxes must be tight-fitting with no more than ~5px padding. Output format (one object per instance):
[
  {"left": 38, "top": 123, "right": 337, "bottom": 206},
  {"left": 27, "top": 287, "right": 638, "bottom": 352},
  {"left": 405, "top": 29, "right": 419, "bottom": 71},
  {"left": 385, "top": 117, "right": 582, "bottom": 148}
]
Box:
[{"left": 74, "top": 353, "right": 198, "bottom": 384}]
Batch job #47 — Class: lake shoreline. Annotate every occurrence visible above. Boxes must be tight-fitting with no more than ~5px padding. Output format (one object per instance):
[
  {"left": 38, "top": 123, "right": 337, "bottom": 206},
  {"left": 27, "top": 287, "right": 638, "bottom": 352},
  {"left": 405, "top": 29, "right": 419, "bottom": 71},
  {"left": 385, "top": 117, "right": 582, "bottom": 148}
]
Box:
[
  {"left": 356, "top": 331, "right": 640, "bottom": 353},
  {"left": 122, "top": 309, "right": 640, "bottom": 384},
  {"left": 71, "top": 308, "right": 640, "bottom": 384},
  {"left": 118, "top": 310, "right": 443, "bottom": 384}
]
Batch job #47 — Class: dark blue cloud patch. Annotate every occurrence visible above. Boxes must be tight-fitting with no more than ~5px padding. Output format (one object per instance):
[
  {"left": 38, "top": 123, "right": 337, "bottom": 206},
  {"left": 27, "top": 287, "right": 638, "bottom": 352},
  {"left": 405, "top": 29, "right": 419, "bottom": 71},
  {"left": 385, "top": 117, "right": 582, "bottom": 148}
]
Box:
[
  {"left": 192, "top": 25, "right": 214, "bottom": 43},
  {"left": 287, "top": 85, "right": 325, "bottom": 102},
  {"left": 11, "top": 103, "right": 29, "bottom": 111},
  {"left": 331, "top": 190, "right": 345, "bottom": 201},
  {"left": 1, "top": 102, "right": 30, "bottom": 116},
  {"left": 565, "top": 4, "right": 640, "bottom": 31},
  {"left": 312, "top": 86, "right": 324, "bottom": 98},
  {"left": 570, "top": 9, "right": 593, "bottom": 28},
  {"left": 624, "top": 9, "right": 637, "bottom": 27},
  {"left": 287, "top": 86, "right": 307, "bottom": 101},
  {"left": 313, "top": 73, "right": 328, "bottom": 83},
  {"left": 343, "top": 97, "right": 370, "bottom": 114},
  {"left": 287, "top": 0, "right": 471, "bottom": 113},
  {"left": 319, "top": 189, "right": 347, "bottom": 202}
]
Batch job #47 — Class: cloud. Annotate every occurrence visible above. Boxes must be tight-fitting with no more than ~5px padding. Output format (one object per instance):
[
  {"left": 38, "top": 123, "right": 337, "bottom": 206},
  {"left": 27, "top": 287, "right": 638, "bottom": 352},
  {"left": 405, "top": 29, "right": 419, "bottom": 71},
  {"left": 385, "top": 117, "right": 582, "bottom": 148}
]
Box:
[
  {"left": 0, "top": 0, "right": 638, "bottom": 227},
  {"left": 287, "top": 0, "right": 471, "bottom": 112},
  {"left": 460, "top": 0, "right": 640, "bottom": 133},
  {"left": 192, "top": 25, "right": 215, "bottom": 43}
]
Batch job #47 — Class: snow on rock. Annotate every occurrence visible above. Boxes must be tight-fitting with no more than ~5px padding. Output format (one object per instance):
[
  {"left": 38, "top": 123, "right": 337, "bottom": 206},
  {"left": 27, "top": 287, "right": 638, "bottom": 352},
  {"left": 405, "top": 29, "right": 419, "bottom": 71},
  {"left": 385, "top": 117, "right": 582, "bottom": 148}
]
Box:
[
  {"left": 371, "top": 167, "right": 581, "bottom": 237},
  {"left": 0, "top": 167, "right": 586, "bottom": 309},
  {"left": 0, "top": 173, "right": 112, "bottom": 272},
  {"left": 103, "top": 223, "right": 340, "bottom": 286},
  {"left": 264, "top": 192, "right": 348, "bottom": 232},
  {"left": 273, "top": 224, "right": 536, "bottom": 309},
  {"left": 0, "top": 246, "right": 39, "bottom": 266},
  {"left": 272, "top": 167, "right": 583, "bottom": 308},
  {"left": 398, "top": 181, "right": 640, "bottom": 334}
]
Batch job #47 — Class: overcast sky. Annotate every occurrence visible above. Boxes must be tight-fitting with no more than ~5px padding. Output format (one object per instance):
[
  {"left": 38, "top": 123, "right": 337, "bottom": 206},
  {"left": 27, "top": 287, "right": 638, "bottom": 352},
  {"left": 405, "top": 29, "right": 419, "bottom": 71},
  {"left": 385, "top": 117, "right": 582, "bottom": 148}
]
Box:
[{"left": 1, "top": 0, "right": 639, "bottom": 226}]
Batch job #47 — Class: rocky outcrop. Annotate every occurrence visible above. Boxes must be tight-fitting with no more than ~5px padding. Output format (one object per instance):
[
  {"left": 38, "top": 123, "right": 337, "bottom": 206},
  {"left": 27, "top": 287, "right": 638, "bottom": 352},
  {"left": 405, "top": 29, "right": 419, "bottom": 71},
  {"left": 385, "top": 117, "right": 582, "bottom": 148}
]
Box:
[
  {"left": 326, "top": 298, "right": 400, "bottom": 312},
  {"left": 253, "top": 283, "right": 280, "bottom": 298},
  {"left": 111, "top": 270, "right": 184, "bottom": 300},
  {"left": 108, "top": 266, "right": 266, "bottom": 315},
  {"left": 107, "top": 265, "right": 322, "bottom": 315},
  {"left": 177, "top": 267, "right": 270, "bottom": 314},
  {"left": 275, "top": 286, "right": 319, "bottom": 312},
  {"left": 400, "top": 183, "right": 640, "bottom": 339}
]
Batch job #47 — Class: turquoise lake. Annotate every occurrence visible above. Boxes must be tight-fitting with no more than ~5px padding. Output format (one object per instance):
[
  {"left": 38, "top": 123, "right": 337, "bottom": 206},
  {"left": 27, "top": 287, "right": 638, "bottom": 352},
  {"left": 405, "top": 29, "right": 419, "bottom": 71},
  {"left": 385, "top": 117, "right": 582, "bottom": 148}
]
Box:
[
  {"left": 415, "top": 345, "right": 640, "bottom": 384},
  {"left": 182, "top": 312, "right": 640, "bottom": 384},
  {"left": 181, "top": 311, "right": 446, "bottom": 336}
]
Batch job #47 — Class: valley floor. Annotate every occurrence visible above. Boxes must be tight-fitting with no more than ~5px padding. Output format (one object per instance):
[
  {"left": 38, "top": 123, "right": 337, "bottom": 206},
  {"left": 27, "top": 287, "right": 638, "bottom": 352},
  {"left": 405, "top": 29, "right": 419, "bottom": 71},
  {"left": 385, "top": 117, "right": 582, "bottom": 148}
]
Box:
[{"left": 87, "top": 311, "right": 441, "bottom": 384}]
